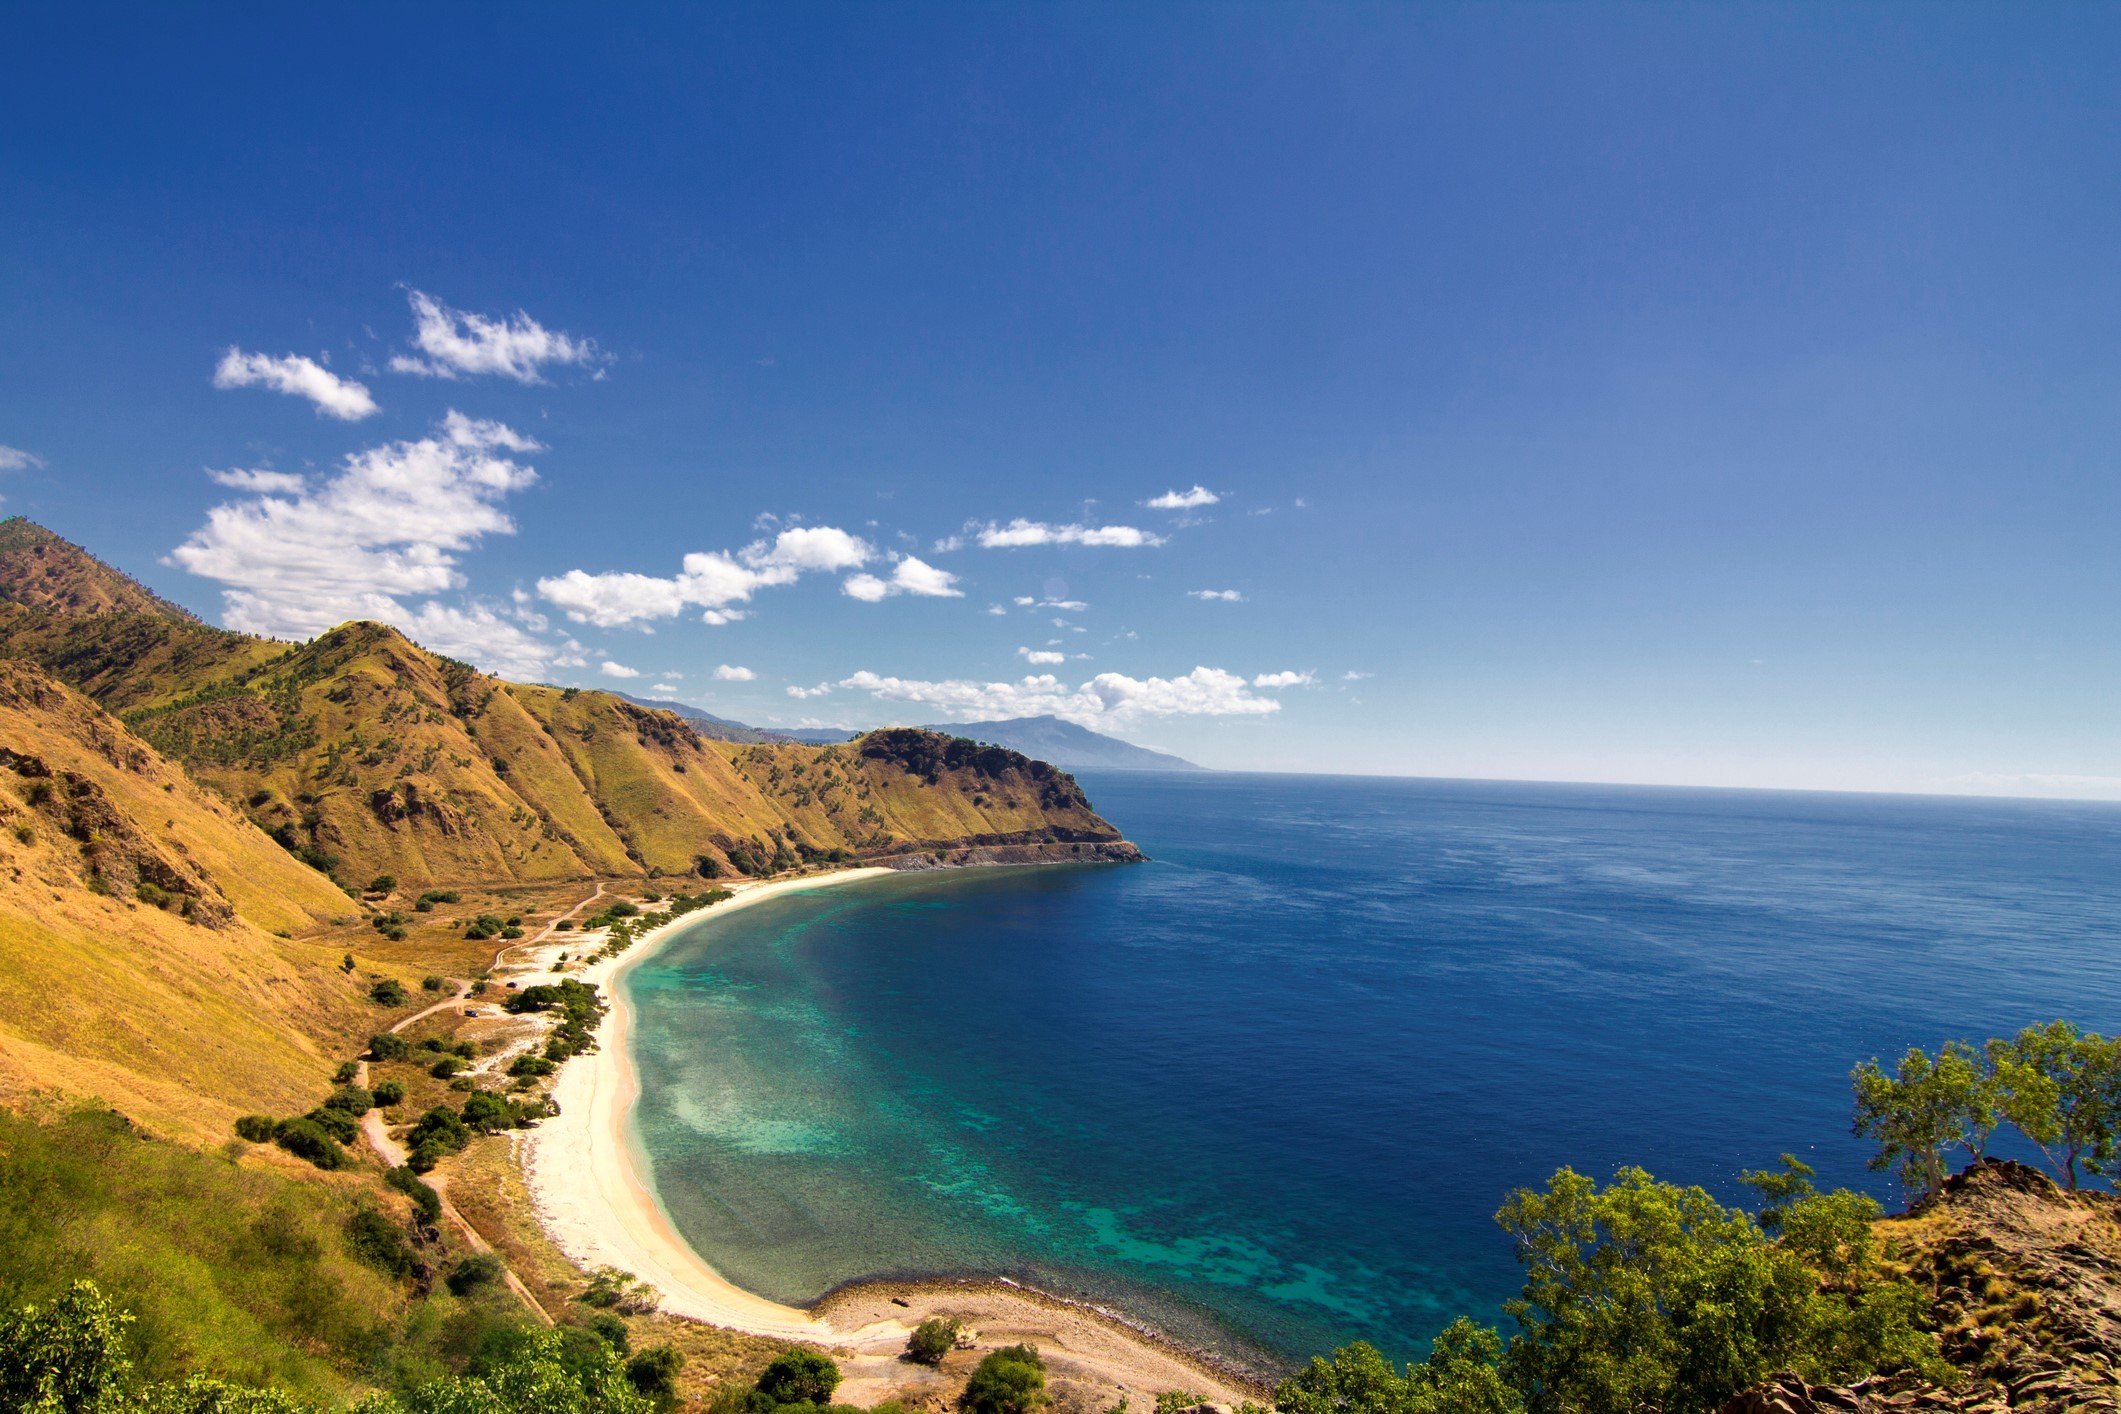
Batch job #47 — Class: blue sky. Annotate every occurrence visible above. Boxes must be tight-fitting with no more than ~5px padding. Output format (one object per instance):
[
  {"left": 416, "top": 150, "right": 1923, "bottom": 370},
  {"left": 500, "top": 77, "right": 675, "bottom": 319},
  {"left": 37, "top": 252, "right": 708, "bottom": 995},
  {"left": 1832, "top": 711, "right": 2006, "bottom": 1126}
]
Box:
[{"left": 3, "top": 4, "right": 2119, "bottom": 791}]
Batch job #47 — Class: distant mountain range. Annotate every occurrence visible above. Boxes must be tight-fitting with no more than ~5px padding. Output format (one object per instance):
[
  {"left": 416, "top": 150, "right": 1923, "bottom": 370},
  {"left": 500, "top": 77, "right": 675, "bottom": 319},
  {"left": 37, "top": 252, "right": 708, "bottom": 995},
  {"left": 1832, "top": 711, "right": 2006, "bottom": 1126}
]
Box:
[
  {"left": 919, "top": 717, "right": 1204, "bottom": 772},
  {"left": 621, "top": 695, "right": 1204, "bottom": 772}
]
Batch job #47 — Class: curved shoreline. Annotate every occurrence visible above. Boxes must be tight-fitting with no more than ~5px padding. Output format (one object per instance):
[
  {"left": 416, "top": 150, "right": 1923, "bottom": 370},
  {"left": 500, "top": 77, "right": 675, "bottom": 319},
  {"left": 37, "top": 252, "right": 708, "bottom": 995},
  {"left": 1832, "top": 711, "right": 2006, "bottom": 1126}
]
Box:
[
  {"left": 527, "top": 868, "right": 890, "bottom": 1339},
  {"left": 520, "top": 865, "right": 1272, "bottom": 1404}
]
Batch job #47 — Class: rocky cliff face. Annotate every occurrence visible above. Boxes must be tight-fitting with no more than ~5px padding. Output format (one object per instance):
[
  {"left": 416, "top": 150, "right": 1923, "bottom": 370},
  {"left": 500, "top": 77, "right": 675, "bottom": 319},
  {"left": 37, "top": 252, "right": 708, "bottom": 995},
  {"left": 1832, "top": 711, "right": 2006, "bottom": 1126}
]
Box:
[{"left": 1723, "top": 1161, "right": 2121, "bottom": 1414}]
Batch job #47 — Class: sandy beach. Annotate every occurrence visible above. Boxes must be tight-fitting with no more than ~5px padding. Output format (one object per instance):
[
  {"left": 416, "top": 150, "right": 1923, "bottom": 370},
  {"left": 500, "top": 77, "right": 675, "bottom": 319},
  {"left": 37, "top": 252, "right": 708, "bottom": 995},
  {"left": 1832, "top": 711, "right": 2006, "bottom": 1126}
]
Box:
[{"left": 520, "top": 868, "right": 1269, "bottom": 1407}]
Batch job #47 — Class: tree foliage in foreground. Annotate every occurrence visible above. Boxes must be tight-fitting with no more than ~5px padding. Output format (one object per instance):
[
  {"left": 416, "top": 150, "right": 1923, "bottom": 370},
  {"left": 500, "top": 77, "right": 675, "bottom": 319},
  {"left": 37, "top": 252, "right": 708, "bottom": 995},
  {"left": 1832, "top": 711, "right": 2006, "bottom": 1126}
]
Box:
[
  {"left": 0, "top": 1283, "right": 652, "bottom": 1413},
  {"left": 1852, "top": 1021, "right": 2121, "bottom": 1200}
]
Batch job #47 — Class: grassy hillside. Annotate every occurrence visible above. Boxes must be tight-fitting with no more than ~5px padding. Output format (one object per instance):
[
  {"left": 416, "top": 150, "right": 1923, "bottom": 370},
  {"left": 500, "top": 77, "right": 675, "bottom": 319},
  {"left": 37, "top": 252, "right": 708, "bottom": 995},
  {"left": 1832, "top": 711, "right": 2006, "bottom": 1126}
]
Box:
[
  {"left": 0, "top": 516, "right": 200, "bottom": 620},
  {"left": 0, "top": 524, "right": 1138, "bottom": 894},
  {"left": 0, "top": 659, "right": 376, "bottom": 1141}
]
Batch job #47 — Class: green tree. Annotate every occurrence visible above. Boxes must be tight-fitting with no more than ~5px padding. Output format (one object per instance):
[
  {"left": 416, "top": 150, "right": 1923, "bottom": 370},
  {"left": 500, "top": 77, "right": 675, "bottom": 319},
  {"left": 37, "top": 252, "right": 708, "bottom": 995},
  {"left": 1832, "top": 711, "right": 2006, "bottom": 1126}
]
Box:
[
  {"left": 960, "top": 1345, "right": 1046, "bottom": 1414},
  {"left": 1406, "top": 1320, "right": 1521, "bottom": 1414},
  {"left": 1986, "top": 1021, "right": 2119, "bottom": 1190},
  {"left": 1849, "top": 1040, "right": 1991, "bottom": 1202},
  {"left": 0, "top": 1279, "right": 134, "bottom": 1412},
  {"left": 1496, "top": 1167, "right": 1815, "bottom": 1414},
  {"left": 357, "top": 1328, "right": 652, "bottom": 1413},
  {"left": 625, "top": 1345, "right": 684, "bottom": 1401},
  {"left": 905, "top": 1316, "right": 961, "bottom": 1367},
  {"left": 754, "top": 1349, "right": 841, "bottom": 1407}
]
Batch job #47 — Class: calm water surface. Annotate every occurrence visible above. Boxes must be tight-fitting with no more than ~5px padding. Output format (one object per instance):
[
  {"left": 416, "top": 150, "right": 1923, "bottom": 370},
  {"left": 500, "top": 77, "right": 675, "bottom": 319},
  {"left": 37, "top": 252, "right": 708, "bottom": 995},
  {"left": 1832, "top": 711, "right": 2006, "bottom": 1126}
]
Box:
[{"left": 627, "top": 774, "right": 2121, "bottom": 1368}]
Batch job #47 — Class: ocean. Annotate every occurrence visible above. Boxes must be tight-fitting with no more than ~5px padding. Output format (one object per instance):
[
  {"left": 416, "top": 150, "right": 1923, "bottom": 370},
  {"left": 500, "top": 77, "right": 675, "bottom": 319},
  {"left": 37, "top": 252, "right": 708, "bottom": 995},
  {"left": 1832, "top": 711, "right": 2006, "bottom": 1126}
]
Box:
[{"left": 624, "top": 773, "right": 2121, "bottom": 1370}]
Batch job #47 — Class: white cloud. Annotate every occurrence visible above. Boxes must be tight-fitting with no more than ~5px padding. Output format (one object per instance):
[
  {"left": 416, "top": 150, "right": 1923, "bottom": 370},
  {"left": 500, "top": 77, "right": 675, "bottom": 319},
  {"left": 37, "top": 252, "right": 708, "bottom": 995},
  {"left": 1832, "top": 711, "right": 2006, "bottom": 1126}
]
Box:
[
  {"left": 1044, "top": 598, "right": 1087, "bottom": 611},
  {"left": 600, "top": 661, "right": 641, "bottom": 679},
  {"left": 1189, "top": 589, "right": 1243, "bottom": 602},
  {"left": 172, "top": 411, "right": 540, "bottom": 642},
  {"left": 844, "top": 555, "right": 962, "bottom": 602},
  {"left": 1146, "top": 485, "right": 1219, "bottom": 510},
  {"left": 976, "top": 519, "right": 1164, "bottom": 549},
  {"left": 213, "top": 348, "right": 379, "bottom": 420},
  {"left": 932, "top": 535, "right": 965, "bottom": 554},
  {"left": 1012, "top": 596, "right": 1036, "bottom": 607},
  {"left": 0, "top": 445, "right": 45, "bottom": 472},
  {"left": 208, "top": 467, "right": 307, "bottom": 494},
  {"left": 1253, "top": 670, "right": 1315, "bottom": 688},
  {"left": 649, "top": 683, "right": 680, "bottom": 694},
  {"left": 389, "top": 289, "right": 602, "bottom": 383},
  {"left": 985, "top": 604, "right": 1008, "bottom": 616},
  {"left": 1342, "top": 670, "right": 1374, "bottom": 681},
  {"left": 760, "top": 525, "right": 871, "bottom": 572},
  {"left": 1019, "top": 648, "right": 1066, "bottom": 665},
  {"left": 889, "top": 556, "right": 961, "bottom": 597},
  {"left": 713, "top": 664, "right": 756, "bottom": 682},
  {"left": 842, "top": 574, "right": 890, "bottom": 603},
  {"left": 534, "top": 570, "right": 688, "bottom": 627},
  {"left": 539, "top": 526, "right": 876, "bottom": 629},
  {"left": 837, "top": 665, "right": 1279, "bottom": 726},
  {"left": 399, "top": 600, "right": 556, "bottom": 681},
  {"left": 786, "top": 683, "right": 834, "bottom": 699}
]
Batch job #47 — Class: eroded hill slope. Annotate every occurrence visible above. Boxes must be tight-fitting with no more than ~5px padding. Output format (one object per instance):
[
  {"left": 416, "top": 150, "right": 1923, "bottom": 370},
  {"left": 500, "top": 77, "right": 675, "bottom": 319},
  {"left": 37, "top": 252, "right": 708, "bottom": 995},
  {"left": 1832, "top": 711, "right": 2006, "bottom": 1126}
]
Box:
[{"left": 0, "top": 659, "right": 374, "bottom": 1140}]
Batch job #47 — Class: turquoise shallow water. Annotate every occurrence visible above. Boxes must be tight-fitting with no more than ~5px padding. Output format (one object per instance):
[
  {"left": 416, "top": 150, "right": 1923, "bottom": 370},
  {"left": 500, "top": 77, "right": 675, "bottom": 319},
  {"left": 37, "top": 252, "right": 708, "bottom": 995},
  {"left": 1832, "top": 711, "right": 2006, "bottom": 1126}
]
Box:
[{"left": 625, "top": 773, "right": 2121, "bottom": 1368}]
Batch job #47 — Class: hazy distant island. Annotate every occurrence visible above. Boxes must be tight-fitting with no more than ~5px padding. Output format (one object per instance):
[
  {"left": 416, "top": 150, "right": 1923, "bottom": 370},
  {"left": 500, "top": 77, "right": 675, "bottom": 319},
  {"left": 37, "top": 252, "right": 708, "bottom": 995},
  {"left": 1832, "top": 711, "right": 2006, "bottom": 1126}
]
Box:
[{"left": 617, "top": 693, "right": 1207, "bottom": 772}]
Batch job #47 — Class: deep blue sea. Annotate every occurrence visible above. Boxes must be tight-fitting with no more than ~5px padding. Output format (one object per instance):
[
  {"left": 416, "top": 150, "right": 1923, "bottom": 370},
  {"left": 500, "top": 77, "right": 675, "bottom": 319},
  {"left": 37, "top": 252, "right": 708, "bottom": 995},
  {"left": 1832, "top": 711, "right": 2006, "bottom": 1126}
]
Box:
[{"left": 626, "top": 773, "right": 2121, "bottom": 1370}]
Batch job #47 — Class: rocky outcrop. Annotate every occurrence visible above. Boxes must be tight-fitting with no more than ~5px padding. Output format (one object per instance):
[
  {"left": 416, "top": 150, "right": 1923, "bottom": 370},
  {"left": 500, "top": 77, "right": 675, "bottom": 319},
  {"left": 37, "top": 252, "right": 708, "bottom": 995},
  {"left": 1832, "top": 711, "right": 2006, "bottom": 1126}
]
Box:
[
  {"left": 1722, "top": 1162, "right": 2121, "bottom": 1414},
  {"left": 877, "top": 839, "right": 1148, "bottom": 870}
]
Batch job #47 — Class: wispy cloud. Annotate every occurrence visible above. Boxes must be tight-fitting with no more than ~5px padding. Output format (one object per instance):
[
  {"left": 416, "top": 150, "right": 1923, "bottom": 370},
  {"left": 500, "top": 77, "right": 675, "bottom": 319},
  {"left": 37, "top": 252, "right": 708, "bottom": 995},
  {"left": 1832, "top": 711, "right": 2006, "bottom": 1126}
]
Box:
[
  {"left": 0, "top": 445, "right": 45, "bottom": 472},
  {"left": 213, "top": 348, "right": 378, "bottom": 420},
  {"left": 1189, "top": 589, "right": 1243, "bottom": 602},
  {"left": 836, "top": 665, "right": 1288, "bottom": 726},
  {"left": 713, "top": 664, "right": 756, "bottom": 681},
  {"left": 389, "top": 289, "right": 603, "bottom": 383},
  {"left": 976, "top": 519, "right": 1164, "bottom": 549},
  {"left": 1145, "top": 485, "right": 1219, "bottom": 510},
  {"left": 208, "top": 467, "right": 306, "bottom": 494},
  {"left": 1253, "top": 670, "right": 1314, "bottom": 688}
]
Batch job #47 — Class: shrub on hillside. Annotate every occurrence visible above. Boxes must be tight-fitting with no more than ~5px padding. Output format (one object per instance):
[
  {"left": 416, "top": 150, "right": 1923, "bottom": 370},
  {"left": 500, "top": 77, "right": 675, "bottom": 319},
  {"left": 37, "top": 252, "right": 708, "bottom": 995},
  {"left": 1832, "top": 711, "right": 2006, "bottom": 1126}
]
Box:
[
  {"left": 755, "top": 1348, "right": 841, "bottom": 1407},
  {"left": 233, "top": 1115, "right": 277, "bottom": 1143},
  {"left": 369, "top": 1032, "right": 410, "bottom": 1062},
  {"left": 324, "top": 1085, "right": 372, "bottom": 1116},
  {"left": 344, "top": 1206, "right": 414, "bottom": 1278},
  {"left": 627, "top": 1343, "right": 685, "bottom": 1398},
  {"left": 961, "top": 1345, "right": 1046, "bottom": 1414},
  {"left": 303, "top": 1107, "right": 360, "bottom": 1146},
  {"left": 369, "top": 979, "right": 410, "bottom": 1006},
  {"left": 269, "top": 1118, "right": 347, "bottom": 1171},
  {"left": 905, "top": 1316, "right": 961, "bottom": 1366},
  {"left": 385, "top": 1165, "right": 442, "bottom": 1224},
  {"left": 446, "top": 1253, "right": 505, "bottom": 1297},
  {"left": 372, "top": 1079, "right": 406, "bottom": 1107}
]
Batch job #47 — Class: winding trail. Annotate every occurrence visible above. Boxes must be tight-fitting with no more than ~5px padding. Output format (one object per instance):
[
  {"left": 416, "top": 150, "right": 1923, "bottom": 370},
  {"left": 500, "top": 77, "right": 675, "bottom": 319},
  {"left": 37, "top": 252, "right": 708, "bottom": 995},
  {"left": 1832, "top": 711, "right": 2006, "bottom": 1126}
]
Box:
[{"left": 353, "top": 879, "right": 614, "bottom": 1323}]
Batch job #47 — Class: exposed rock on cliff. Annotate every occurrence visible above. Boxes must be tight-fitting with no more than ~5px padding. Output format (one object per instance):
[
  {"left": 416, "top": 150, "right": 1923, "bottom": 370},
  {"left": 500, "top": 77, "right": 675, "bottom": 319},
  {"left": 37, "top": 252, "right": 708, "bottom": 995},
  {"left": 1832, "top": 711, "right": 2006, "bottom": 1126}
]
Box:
[{"left": 1723, "top": 1161, "right": 2121, "bottom": 1413}]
